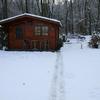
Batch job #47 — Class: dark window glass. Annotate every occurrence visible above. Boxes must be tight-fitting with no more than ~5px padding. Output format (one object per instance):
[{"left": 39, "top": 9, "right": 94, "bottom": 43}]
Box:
[
  {"left": 16, "top": 27, "right": 23, "bottom": 39},
  {"left": 34, "top": 25, "right": 48, "bottom": 36},
  {"left": 42, "top": 26, "right": 48, "bottom": 35},
  {"left": 35, "top": 26, "right": 41, "bottom": 35}
]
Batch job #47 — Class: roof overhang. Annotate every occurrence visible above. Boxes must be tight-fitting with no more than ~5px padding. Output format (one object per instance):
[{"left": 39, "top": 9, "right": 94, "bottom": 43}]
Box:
[{"left": 0, "top": 13, "right": 62, "bottom": 27}]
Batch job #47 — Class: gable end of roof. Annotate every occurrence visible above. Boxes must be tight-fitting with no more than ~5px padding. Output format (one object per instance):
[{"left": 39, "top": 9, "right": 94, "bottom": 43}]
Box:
[{"left": 0, "top": 13, "right": 62, "bottom": 26}]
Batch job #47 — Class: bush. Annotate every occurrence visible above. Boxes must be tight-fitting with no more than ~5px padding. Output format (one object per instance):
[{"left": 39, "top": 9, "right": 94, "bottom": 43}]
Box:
[
  {"left": 88, "top": 34, "right": 100, "bottom": 48},
  {"left": 57, "top": 38, "right": 63, "bottom": 50}
]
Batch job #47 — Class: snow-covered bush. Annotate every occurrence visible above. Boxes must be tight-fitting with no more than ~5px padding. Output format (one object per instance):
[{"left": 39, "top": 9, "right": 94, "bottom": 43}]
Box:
[
  {"left": 0, "top": 26, "right": 8, "bottom": 50},
  {"left": 88, "top": 34, "right": 100, "bottom": 48},
  {"left": 57, "top": 38, "right": 63, "bottom": 50}
]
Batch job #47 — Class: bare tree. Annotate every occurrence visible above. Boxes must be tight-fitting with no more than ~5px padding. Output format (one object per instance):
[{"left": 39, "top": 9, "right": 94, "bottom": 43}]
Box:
[
  {"left": 84, "top": 0, "right": 89, "bottom": 34},
  {"left": 96, "top": 0, "right": 100, "bottom": 32},
  {"left": 69, "top": 0, "right": 74, "bottom": 34},
  {"left": 13, "top": 0, "right": 25, "bottom": 13},
  {"left": 25, "top": 0, "right": 30, "bottom": 13},
  {"left": 64, "top": 0, "right": 69, "bottom": 35},
  {"left": 1, "top": 0, "right": 8, "bottom": 19},
  {"left": 50, "top": 0, "right": 55, "bottom": 18},
  {"left": 40, "top": 0, "right": 51, "bottom": 17}
]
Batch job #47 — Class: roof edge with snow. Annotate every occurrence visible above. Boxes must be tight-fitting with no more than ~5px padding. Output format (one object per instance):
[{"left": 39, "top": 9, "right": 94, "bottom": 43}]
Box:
[{"left": 0, "top": 13, "right": 62, "bottom": 26}]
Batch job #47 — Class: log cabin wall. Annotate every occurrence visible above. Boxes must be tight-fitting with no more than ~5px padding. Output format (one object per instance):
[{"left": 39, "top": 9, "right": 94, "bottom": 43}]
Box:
[{"left": 7, "top": 17, "right": 59, "bottom": 51}]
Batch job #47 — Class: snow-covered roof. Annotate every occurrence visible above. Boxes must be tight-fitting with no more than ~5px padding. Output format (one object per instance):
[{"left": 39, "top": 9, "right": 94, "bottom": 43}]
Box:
[{"left": 0, "top": 13, "right": 62, "bottom": 26}]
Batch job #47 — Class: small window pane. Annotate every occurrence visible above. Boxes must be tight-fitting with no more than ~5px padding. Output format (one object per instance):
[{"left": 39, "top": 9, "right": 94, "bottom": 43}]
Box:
[
  {"left": 16, "top": 27, "right": 23, "bottom": 39},
  {"left": 42, "top": 26, "right": 48, "bottom": 35},
  {"left": 35, "top": 26, "right": 41, "bottom": 35}
]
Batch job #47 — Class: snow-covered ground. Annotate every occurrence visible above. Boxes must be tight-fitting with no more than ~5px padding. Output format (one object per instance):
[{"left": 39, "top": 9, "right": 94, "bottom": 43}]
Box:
[
  {"left": 62, "top": 37, "right": 100, "bottom": 100},
  {"left": 0, "top": 52, "right": 56, "bottom": 100},
  {"left": 1, "top": 36, "right": 100, "bottom": 100}
]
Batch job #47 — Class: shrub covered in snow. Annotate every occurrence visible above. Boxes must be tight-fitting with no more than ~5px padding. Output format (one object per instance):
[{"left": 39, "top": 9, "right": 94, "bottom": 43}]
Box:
[
  {"left": 88, "top": 34, "right": 100, "bottom": 48},
  {"left": 0, "top": 26, "right": 7, "bottom": 50},
  {"left": 57, "top": 38, "right": 63, "bottom": 50}
]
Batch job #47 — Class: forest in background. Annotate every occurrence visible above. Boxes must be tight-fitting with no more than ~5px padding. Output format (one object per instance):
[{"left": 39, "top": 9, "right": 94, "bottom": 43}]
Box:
[{"left": 0, "top": 0, "right": 100, "bottom": 35}]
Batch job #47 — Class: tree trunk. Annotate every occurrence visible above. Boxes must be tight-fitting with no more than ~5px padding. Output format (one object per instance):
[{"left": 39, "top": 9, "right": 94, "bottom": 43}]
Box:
[
  {"left": 84, "top": 0, "right": 88, "bottom": 34},
  {"left": 70, "top": 0, "right": 74, "bottom": 34},
  {"left": 96, "top": 0, "right": 100, "bottom": 32},
  {"left": 2, "top": 0, "right": 8, "bottom": 19},
  {"left": 89, "top": 10, "right": 92, "bottom": 35},
  {"left": 64, "top": 0, "right": 68, "bottom": 35},
  {"left": 25, "top": 0, "right": 28, "bottom": 13},
  {"left": 41, "top": 0, "right": 50, "bottom": 17}
]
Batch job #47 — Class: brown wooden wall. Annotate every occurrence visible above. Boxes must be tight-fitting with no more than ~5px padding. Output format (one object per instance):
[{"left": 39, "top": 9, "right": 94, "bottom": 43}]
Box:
[{"left": 7, "top": 17, "right": 59, "bottom": 51}]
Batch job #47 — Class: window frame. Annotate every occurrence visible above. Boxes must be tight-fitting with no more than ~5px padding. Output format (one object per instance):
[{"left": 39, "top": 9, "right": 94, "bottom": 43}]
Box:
[
  {"left": 16, "top": 26, "right": 23, "bottom": 39},
  {"left": 34, "top": 25, "right": 42, "bottom": 35},
  {"left": 34, "top": 25, "right": 49, "bottom": 36},
  {"left": 42, "top": 26, "right": 48, "bottom": 36}
]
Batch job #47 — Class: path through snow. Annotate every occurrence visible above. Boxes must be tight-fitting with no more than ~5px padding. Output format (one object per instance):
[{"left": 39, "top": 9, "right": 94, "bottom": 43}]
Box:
[{"left": 49, "top": 51, "right": 65, "bottom": 100}]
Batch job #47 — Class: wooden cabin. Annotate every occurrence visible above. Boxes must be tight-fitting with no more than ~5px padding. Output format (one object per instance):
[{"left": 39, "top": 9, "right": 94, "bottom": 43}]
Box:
[{"left": 0, "top": 13, "right": 62, "bottom": 51}]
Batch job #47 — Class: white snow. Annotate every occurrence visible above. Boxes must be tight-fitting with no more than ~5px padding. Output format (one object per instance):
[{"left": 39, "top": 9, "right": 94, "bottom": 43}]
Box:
[
  {"left": 0, "top": 13, "right": 62, "bottom": 26},
  {"left": 0, "top": 52, "right": 56, "bottom": 100},
  {"left": 1, "top": 36, "right": 100, "bottom": 100},
  {"left": 61, "top": 37, "right": 100, "bottom": 100}
]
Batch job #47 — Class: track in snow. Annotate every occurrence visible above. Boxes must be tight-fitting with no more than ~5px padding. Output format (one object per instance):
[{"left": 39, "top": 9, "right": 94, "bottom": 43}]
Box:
[{"left": 49, "top": 51, "right": 66, "bottom": 100}]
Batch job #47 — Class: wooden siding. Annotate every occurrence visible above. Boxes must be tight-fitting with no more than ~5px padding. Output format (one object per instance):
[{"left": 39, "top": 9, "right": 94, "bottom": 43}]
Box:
[{"left": 7, "top": 17, "right": 59, "bottom": 51}]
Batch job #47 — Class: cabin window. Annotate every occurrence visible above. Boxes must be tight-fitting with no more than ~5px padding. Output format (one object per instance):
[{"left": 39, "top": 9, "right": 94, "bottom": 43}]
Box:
[
  {"left": 35, "top": 25, "right": 48, "bottom": 36},
  {"left": 16, "top": 27, "right": 23, "bottom": 39},
  {"left": 35, "top": 26, "right": 41, "bottom": 35},
  {"left": 42, "top": 26, "right": 48, "bottom": 35}
]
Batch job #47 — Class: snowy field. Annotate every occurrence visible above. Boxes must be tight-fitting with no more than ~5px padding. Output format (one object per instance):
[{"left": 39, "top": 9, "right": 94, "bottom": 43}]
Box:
[
  {"left": 1, "top": 36, "right": 100, "bottom": 100},
  {"left": 62, "top": 37, "right": 100, "bottom": 100},
  {"left": 0, "top": 52, "right": 56, "bottom": 100}
]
